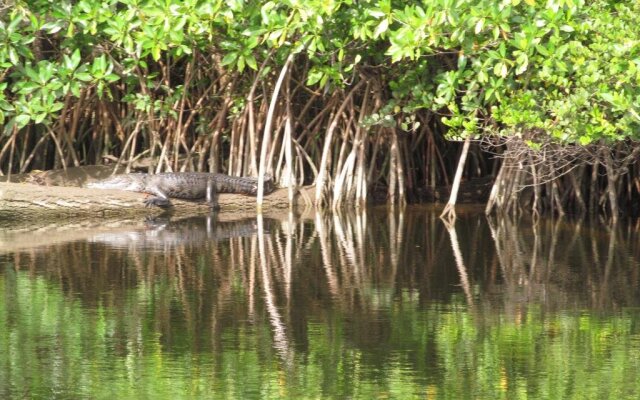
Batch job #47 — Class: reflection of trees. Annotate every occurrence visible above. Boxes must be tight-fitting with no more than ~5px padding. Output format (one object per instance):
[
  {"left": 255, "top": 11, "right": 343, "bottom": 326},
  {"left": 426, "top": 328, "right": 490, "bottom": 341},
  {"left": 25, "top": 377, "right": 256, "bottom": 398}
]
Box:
[
  {"left": 443, "top": 218, "right": 474, "bottom": 307},
  {"left": 7, "top": 211, "right": 640, "bottom": 340},
  {"left": 484, "top": 216, "right": 640, "bottom": 313},
  {"left": 256, "top": 213, "right": 293, "bottom": 367},
  {"left": 4, "top": 209, "right": 640, "bottom": 396},
  {"left": 5, "top": 210, "right": 439, "bottom": 372}
]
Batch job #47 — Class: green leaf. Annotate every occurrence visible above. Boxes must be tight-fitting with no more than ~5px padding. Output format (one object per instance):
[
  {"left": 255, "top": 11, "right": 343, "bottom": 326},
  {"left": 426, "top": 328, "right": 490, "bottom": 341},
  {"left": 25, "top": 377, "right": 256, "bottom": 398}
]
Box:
[
  {"left": 96, "top": 81, "right": 105, "bottom": 98},
  {"left": 0, "top": 99, "right": 13, "bottom": 111},
  {"left": 373, "top": 19, "right": 389, "bottom": 38},
  {"left": 307, "top": 68, "right": 324, "bottom": 86},
  {"left": 458, "top": 54, "right": 467, "bottom": 69},
  {"left": 24, "top": 66, "right": 40, "bottom": 82},
  {"left": 70, "top": 49, "right": 81, "bottom": 69},
  {"left": 49, "top": 102, "right": 64, "bottom": 113},
  {"left": 221, "top": 52, "right": 238, "bottom": 66},
  {"left": 75, "top": 72, "right": 93, "bottom": 82},
  {"left": 515, "top": 53, "right": 528, "bottom": 75},
  {"left": 535, "top": 45, "right": 550, "bottom": 56},
  {"left": 34, "top": 112, "right": 48, "bottom": 124},
  {"left": 16, "top": 82, "right": 39, "bottom": 95},
  {"left": 478, "top": 69, "right": 488, "bottom": 83},
  {"left": 578, "top": 135, "right": 592, "bottom": 145},
  {"left": 41, "top": 21, "right": 64, "bottom": 34},
  {"left": 92, "top": 55, "right": 107, "bottom": 75},
  {"left": 151, "top": 45, "right": 161, "bottom": 61},
  {"left": 245, "top": 54, "right": 257, "bottom": 70},
  {"left": 69, "top": 82, "right": 81, "bottom": 97},
  {"left": 237, "top": 55, "right": 245, "bottom": 72},
  {"left": 493, "top": 62, "right": 508, "bottom": 78},
  {"left": 8, "top": 48, "right": 20, "bottom": 65},
  {"left": 104, "top": 73, "right": 120, "bottom": 83},
  {"left": 15, "top": 114, "right": 31, "bottom": 128},
  {"left": 475, "top": 18, "right": 485, "bottom": 34},
  {"left": 599, "top": 93, "right": 614, "bottom": 103},
  {"left": 7, "top": 16, "right": 23, "bottom": 33},
  {"left": 268, "top": 29, "right": 284, "bottom": 42}
]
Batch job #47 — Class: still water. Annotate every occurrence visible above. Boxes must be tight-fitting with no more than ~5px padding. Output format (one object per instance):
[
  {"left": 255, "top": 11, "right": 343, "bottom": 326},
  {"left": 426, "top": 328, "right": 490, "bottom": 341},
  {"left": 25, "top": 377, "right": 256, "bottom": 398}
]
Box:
[{"left": 1, "top": 207, "right": 640, "bottom": 399}]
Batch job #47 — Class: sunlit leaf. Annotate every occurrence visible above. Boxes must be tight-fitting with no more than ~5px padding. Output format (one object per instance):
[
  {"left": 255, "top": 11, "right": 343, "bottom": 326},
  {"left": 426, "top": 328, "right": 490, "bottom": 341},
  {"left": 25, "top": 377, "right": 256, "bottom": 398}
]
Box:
[
  {"left": 41, "top": 21, "right": 64, "bottom": 34},
  {"left": 475, "top": 18, "right": 485, "bottom": 34},
  {"left": 15, "top": 114, "right": 31, "bottom": 128},
  {"left": 515, "top": 53, "right": 528, "bottom": 75},
  {"left": 221, "top": 52, "right": 238, "bottom": 66},
  {"left": 307, "top": 68, "right": 324, "bottom": 86},
  {"left": 245, "top": 54, "right": 257, "bottom": 70},
  {"left": 373, "top": 19, "right": 389, "bottom": 38}
]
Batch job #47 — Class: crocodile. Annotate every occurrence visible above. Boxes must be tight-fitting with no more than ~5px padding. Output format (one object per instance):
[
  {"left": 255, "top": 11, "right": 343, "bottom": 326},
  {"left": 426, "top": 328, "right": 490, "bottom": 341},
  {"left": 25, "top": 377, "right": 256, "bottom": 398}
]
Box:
[{"left": 86, "top": 172, "right": 275, "bottom": 208}]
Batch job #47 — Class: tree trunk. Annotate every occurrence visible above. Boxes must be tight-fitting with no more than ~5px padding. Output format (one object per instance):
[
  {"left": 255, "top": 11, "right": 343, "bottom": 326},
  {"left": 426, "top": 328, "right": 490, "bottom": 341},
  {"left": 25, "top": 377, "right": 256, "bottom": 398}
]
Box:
[
  {"left": 440, "top": 136, "right": 471, "bottom": 222},
  {"left": 258, "top": 53, "right": 294, "bottom": 210},
  {"left": 603, "top": 149, "right": 619, "bottom": 223}
]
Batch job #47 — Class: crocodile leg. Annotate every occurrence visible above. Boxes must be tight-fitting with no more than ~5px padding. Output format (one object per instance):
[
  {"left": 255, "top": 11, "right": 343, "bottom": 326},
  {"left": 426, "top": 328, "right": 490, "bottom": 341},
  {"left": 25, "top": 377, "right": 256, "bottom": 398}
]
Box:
[
  {"left": 206, "top": 178, "right": 221, "bottom": 210},
  {"left": 143, "top": 186, "right": 173, "bottom": 208}
]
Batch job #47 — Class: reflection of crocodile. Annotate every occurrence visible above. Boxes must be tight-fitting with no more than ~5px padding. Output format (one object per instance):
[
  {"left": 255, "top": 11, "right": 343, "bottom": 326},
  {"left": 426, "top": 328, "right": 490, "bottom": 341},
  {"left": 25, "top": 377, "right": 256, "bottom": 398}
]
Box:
[
  {"left": 89, "top": 216, "right": 265, "bottom": 250},
  {"left": 86, "top": 172, "right": 275, "bottom": 207}
]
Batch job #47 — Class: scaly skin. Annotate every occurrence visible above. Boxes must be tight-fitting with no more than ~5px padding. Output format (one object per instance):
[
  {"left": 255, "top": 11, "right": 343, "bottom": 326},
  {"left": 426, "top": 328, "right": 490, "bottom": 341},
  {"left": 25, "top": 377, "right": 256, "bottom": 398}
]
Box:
[{"left": 86, "top": 172, "right": 275, "bottom": 208}]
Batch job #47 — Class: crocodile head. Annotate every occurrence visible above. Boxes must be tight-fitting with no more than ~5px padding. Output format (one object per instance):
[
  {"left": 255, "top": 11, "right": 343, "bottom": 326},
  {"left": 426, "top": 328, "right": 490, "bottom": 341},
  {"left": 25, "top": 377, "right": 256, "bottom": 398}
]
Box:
[{"left": 85, "top": 174, "right": 148, "bottom": 192}]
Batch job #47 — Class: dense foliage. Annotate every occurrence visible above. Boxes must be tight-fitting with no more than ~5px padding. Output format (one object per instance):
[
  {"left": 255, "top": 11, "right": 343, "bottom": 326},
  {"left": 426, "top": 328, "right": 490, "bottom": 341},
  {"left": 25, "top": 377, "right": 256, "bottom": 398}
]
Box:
[{"left": 1, "top": 0, "right": 639, "bottom": 213}]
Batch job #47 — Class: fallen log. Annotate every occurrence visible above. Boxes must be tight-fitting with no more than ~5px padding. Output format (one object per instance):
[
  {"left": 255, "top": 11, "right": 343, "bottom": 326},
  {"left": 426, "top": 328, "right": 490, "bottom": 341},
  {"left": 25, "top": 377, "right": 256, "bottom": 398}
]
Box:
[
  {"left": 0, "top": 181, "right": 307, "bottom": 220},
  {"left": 0, "top": 166, "right": 314, "bottom": 221}
]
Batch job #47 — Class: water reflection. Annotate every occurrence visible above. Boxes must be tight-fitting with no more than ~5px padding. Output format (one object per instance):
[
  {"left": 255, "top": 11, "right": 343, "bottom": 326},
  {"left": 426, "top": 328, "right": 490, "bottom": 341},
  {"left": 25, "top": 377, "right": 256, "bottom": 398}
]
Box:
[
  {"left": 1, "top": 209, "right": 640, "bottom": 398},
  {"left": 88, "top": 215, "right": 259, "bottom": 250},
  {"left": 481, "top": 215, "right": 640, "bottom": 312}
]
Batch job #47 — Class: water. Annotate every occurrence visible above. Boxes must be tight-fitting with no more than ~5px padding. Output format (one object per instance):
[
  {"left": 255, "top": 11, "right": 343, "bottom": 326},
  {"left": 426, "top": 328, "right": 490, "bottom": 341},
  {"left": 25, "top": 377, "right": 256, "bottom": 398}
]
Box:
[{"left": 1, "top": 207, "right": 640, "bottom": 399}]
